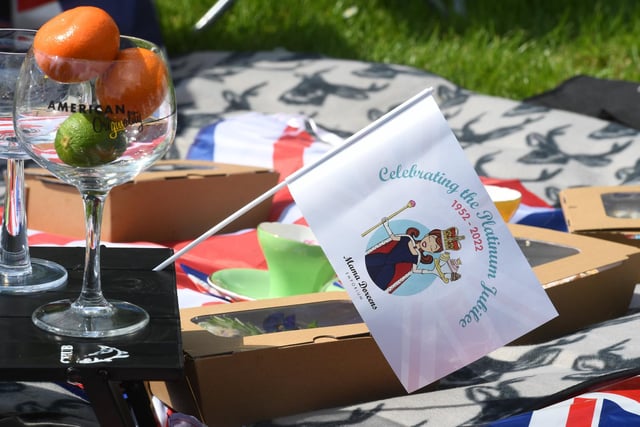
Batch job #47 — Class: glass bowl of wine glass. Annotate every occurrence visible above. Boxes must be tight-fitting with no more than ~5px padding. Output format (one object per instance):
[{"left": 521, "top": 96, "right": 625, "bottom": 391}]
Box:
[
  {"left": 0, "top": 29, "right": 68, "bottom": 293},
  {"left": 13, "top": 35, "right": 176, "bottom": 338}
]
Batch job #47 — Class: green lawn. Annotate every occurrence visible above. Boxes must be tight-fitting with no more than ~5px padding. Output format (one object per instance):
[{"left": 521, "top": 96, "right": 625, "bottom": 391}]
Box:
[{"left": 155, "top": 0, "right": 640, "bottom": 100}]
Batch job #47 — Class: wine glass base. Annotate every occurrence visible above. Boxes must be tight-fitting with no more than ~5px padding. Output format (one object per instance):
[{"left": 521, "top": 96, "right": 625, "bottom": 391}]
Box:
[
  {"left": 32, "top": 299, "right": 150, "bottom": 338},
  {"left": 0, "top": 258, "right": 67, "bottom": 294}
]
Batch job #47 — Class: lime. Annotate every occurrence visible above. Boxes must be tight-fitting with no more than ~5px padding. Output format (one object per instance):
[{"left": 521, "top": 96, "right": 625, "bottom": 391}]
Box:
[{"left": 54, "top": 112, "right": 126, "bottom": 167}]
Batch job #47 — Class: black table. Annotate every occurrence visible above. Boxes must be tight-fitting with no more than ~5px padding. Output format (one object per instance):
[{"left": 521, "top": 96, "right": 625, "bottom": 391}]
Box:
[{"left": 0, "top": 246, "right": 183, "bottom": 426}]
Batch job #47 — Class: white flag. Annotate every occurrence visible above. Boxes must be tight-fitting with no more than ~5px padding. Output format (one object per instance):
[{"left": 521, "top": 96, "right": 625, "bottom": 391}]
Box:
[{"left": 288, "top": 88, "right": 558, "bottom": 392}]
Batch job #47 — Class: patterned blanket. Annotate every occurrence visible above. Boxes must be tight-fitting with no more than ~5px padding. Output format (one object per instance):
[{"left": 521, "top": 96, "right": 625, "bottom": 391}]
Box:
[
  {"left": 167, "top": 50, "right": 640, "bottom": 426},
  {"left": 171, "top": 49, "right": 640, "bottom": 209},
  {"left": 8, "top": 49, "right": 640, "bottom": 426}
]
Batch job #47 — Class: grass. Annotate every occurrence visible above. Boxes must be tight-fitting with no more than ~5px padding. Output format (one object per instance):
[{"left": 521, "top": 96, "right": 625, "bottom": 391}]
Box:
[{"left": 155, "top": 0, "right": 640, "bottom": 100}]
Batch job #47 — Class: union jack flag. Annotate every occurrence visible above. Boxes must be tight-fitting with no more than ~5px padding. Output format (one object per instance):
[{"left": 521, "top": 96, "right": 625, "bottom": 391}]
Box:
[{"left": 489, "top": 376, "right": 640, "bottom": 426}]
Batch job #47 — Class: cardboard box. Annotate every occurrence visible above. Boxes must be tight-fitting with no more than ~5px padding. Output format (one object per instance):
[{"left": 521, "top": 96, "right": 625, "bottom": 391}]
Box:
[
  {"left": 150, "top": 223, "right": 640, "bottom": 424},
  {"left": 560, "top": 185, "right": 640, "bottom": 247},
  {"left": 25, "top": 160, "right": 279, "bottom": 242},
  {"left": 149, "top": 292, "right": 433, "bottom": 426},
  {"left": 508, "top": 223, "right": 640, "bottom": 344}
]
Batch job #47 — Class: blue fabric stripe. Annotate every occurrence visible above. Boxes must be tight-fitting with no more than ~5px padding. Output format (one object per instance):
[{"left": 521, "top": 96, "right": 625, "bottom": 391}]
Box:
[{"left": 187, "top": 121, "right": 220, "bottom": 161}]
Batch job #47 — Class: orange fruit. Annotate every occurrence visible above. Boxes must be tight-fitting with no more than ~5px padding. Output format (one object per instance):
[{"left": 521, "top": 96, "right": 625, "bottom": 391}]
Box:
[
  {"left": 34, "top": 6, "right": 120, "bottom": 82},
  {"left": 95, "top": 47, "right": 168, "bottom": 122}
]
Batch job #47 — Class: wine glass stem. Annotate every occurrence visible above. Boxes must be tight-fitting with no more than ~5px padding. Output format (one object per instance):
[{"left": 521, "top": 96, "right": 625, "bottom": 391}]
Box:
[
  {"left": 77, "top": 192, "right": 109, "bottom": 308},
  {"left": 0, "top": 158, "right": 31, "bottom": 274}
]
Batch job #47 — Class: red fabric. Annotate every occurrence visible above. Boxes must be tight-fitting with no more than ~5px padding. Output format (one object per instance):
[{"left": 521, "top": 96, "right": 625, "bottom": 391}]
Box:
[
  {"left": 169, "top": 230, "right": 266, "bottom": 272},
  {"left": 28, "top": 232, "right": 78, "bottom": 246},
  {"left": 16, "top": 0, "right": 55, "bottom": 11},
  {"left": 269, "top": 125, "right": 315, "bottom": 221},
  {"left": 565, "top": 397, "right": 597, "bottom": 426},
  {"left": 165, "top": 230, "right": 266, "bottom": 289}
]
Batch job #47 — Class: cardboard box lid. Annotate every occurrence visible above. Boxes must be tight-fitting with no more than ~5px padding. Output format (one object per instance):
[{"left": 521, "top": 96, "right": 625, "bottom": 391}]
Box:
[
  {"left": 560, "top": 185, "right": 640, "bottom": 232},
  {"left": 508, "top": 223, "right": 640, "bottom": 288},
  {"left": 24, "top": 159, "right": 277, "bottom": 184},
  {"left": 509, "top": 223, "right": 640, "bottom": 344},
  {"left": 179, "top": 292, "right": 371, "bottom": 359}
]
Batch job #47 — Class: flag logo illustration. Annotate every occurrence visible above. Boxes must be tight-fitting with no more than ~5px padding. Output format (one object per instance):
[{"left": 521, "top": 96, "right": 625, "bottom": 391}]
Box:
[{"left": 363, "top": 202, "right": 465, "bottom": 295}]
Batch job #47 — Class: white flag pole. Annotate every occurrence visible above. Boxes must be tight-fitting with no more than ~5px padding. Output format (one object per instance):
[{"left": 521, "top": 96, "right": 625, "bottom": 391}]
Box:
[{"left": 153, "top": 87, "right": 434, "bottom": 271}]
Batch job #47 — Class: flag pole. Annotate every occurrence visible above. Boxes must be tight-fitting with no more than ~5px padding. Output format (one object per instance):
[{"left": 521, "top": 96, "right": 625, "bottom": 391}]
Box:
[
  {"left": 153, "top": 87, "right": 434, "bottom": 271},
  {"left": 361, "top": 200, "right": 416, "bottom": 237}
]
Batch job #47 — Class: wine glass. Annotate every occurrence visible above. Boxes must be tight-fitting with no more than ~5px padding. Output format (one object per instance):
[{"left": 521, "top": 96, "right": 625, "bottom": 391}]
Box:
[
  {"left": 13, "top": 35, "right": 177, "bottom": 338},
  {"left": 0, "top": 29, "right": 68, "bottom": 293}
]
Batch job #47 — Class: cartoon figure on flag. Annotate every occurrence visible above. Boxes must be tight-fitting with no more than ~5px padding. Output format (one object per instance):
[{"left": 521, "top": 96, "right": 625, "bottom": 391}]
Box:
[{"left": 363, "top": 200, "right": 464, "bottom": 295}]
